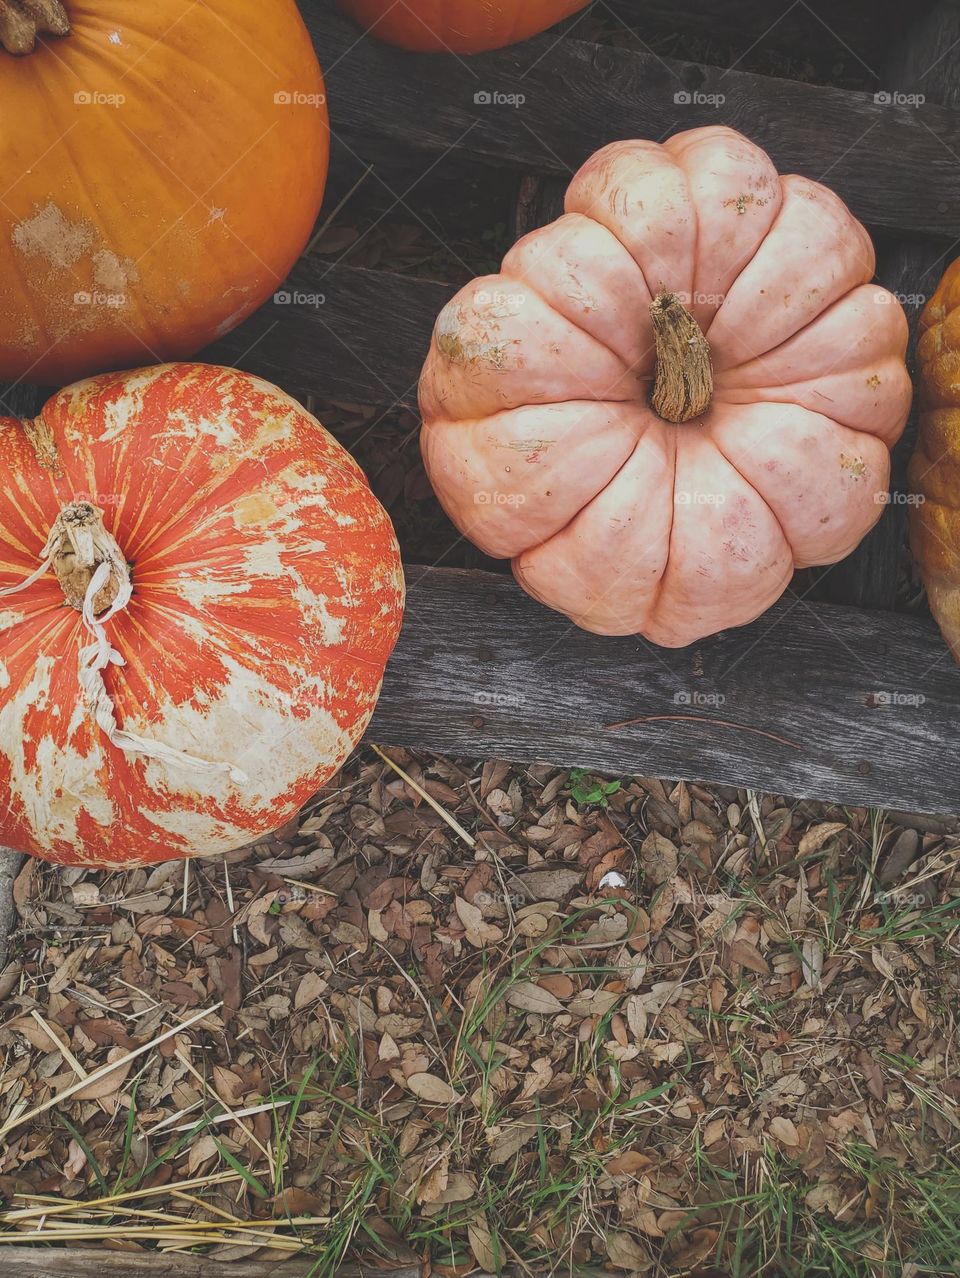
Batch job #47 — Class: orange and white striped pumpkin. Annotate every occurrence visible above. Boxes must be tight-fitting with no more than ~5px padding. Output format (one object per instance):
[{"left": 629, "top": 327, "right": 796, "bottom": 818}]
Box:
[{"left": 0, "top": 364, "right": 405, "bottom": 867}]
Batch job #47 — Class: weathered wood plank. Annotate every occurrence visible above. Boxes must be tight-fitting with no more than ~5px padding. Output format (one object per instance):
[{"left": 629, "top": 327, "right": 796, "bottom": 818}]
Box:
[
  {"left": 370, "top": 567, "right": 960, "bottom": 814},
  {"left": 820, "top": 1, "right": 960, "bottom": 610},
  {"left": 206, "top": 261, "right": 449, "bottom": 407},
  {"left": 601, "top": 0, "right": 911, "bottom": 69},
  {"left": 0, "top": 1250, "right": 422, "bottom": 1277},
  {"left": 305, "top": 1, "right": 960, "bottom": 238}
]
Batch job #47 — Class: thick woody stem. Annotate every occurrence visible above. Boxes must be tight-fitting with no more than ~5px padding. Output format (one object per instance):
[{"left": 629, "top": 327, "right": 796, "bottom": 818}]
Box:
[
  {"left": 650, "top": 292, "right": 714, "bottom": 424},
  {"left": 45, "top": 502, "right": 129, "bottom": 616},
  {"left": 0, "top": 0, "right": 69, "bottom": 54}
]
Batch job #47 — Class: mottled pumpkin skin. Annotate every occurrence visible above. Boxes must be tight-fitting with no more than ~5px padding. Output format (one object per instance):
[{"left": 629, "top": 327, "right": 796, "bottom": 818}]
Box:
[
  {"left": 909, "top": 259, "right": 960, "bottom": 660},
  {"left": 420, "top": 126, "right": 913, "bottom": 647},
  {"left": 0, "top": 364, "right": 405, "bottom": 867},
  {"left": 0, "top": 1, "right": 328, "bottom": 385},
  {"left": 337, "top": 0, "right": 590, "bottom": 52}
]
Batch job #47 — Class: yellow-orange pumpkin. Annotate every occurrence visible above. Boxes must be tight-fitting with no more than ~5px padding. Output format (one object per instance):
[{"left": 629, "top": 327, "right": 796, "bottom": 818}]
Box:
[
  {"left": 0, "top": 363, "right": 404, "bottom": 867},
  {"left": 336, "top": 0, "right": 591, "bottom": 53},
  {"left": 0, "top": 0, "right": 328, "bottom": 384},
  {"left": 909, "top": 259, "right": 960, "bottom": 660}
]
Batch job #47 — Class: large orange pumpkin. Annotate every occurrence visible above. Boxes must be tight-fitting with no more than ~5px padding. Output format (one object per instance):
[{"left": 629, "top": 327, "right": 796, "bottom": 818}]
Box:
[
  {"left": 336, "top": 0, "right": 591, "bottom": 53},
  {"left": 420, "top": 126, "right": 913, "bottom": 647},
  {"left": 0, "top": 364, "right": 405, "bottom": 867},
  {"left": 909, "top": 259, "right": 960, "bottom": 660},
  {"left": 0, "top": 0, "right": 327, "bottom": 385}
]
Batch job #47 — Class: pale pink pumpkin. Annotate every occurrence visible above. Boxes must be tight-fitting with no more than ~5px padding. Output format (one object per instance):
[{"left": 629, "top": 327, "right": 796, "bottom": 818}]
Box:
[{"left": 419, "top": 126, "right": 912, "bottom": 646}]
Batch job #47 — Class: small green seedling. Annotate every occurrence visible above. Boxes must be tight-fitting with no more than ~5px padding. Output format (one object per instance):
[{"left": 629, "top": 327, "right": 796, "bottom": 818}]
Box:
[{"left": 568, "top": 768, "right": 621, "bottom": 808}]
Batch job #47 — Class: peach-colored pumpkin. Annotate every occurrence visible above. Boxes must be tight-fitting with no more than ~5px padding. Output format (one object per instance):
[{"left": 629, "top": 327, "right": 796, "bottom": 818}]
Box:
[{"left": 419, "top": 126, "right": 912, "bottom": 646}]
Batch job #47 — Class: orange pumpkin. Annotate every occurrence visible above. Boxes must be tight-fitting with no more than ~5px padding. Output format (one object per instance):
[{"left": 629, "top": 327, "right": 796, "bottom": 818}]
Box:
[
  {"left": 336, "top": 0, "right": 591, "bottom": 53},
  {"left": 0, "top": 0, "right": 328, "bottom": 385},
  {"left": 909, "top": 259, "right": 960, "bottom": 660},
  {"left": 0, "top": 364, "right": 405, "bottom": 867}
]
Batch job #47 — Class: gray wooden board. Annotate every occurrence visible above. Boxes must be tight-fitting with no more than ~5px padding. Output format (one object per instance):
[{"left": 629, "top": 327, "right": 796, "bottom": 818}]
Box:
[
  {"left": 207, "top": 261, "right": 448, "bottom": 406},
  {"left": 368, "top": 567, "right": 960, "bottom": 814},
  {"left": 303, "top": 1, "right": 960, "bottom": 239}
]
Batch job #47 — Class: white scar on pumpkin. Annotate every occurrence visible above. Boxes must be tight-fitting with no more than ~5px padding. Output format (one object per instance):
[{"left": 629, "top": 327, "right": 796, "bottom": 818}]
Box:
[
  {"left": 138, "top": 655, "right": 353, "bottom": 810},
  {"left": 0, "top": 656, "right": 113, "bottom": 848}
]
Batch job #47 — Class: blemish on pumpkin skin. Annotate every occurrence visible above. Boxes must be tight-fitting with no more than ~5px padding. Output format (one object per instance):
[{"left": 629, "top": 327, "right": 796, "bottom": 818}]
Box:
[
  {"left": 12, "top": 203, "right": 95, "bottom": 270},
  {"left": 840, "top": 452, "right": 867, "bottom": 478},
  {"left": 233, "top": 493, "right": 279, "bottom": 527}
]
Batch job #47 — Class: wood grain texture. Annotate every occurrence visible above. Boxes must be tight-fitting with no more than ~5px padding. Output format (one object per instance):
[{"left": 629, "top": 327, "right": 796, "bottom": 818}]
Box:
[
  {"left": 207, "top": 261, "right": 450, "bottom": 407},
  {"left": 601, "top": 0, "right": 912, "bottom": 66},
  {"left": 818, "top": 0, "right": 960, "bottom": 610},
  {"left": 370, "top": 568, "right": 960, "bottom": 814},
  {"left": 303, "top": 0, "right": 960, "bottom": 238},
  {"left": 0, "top": 1251, "right": 424, "bottom": 1277}
]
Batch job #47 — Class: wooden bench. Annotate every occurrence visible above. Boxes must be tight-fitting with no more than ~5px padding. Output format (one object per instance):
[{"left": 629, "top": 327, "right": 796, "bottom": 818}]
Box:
[{"left": 7, "top": 0, "right": 960, "bottom": 841}]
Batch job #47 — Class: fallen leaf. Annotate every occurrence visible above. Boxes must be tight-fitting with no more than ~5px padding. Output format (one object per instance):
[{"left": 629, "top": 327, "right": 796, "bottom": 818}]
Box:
[
  {"left": 641, "top": 832, "right": 678, "bottom": 885},
  {"left": 407, "top": 1073, "right": 459, "bottom": 1105},
  {"left": 506, "top": 981, "right": 565, "bottom": 1015}
]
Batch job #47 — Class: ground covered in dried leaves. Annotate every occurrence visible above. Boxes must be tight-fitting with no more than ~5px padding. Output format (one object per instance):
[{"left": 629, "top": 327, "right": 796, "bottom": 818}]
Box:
[{"left": 1, "top": 754, "right": 958, "bottom": 1277}]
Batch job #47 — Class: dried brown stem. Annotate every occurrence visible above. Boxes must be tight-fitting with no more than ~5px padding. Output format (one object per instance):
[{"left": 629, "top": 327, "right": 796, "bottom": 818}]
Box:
[
  {"left": 0, "top": 0, "right": 69, "bottom": 55},
  {"left": 650, "top": 291, "right": 713, "bottom": 423}
]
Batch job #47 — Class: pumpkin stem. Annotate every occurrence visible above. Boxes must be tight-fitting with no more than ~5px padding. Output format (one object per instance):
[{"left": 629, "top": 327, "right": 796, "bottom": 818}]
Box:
[
  {"left": 44, "top": 502, "right": 129, "bottom": 616},
  {"left": 0, "top": 0, "right": 69, "bottom": 54},
  {"left": 650, "top": 292, "right": 713, "bottom": 424}
]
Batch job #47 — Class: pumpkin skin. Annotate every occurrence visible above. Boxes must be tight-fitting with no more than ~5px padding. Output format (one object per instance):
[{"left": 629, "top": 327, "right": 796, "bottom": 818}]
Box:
[
  {"left": 336, "top": 0, "right": 590, "bottom": 53},
  {"left": 0, "top": 364, "right": 405, "bottom": 867},
  {"left": 0, "top": 1, "right": 328, "bottom": 385},
  {"left": 908, "top": 259, "right": 960, "bottom": 661},
  {"left": 419, "top": 126, "right": 913, "bottom": 646}
]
